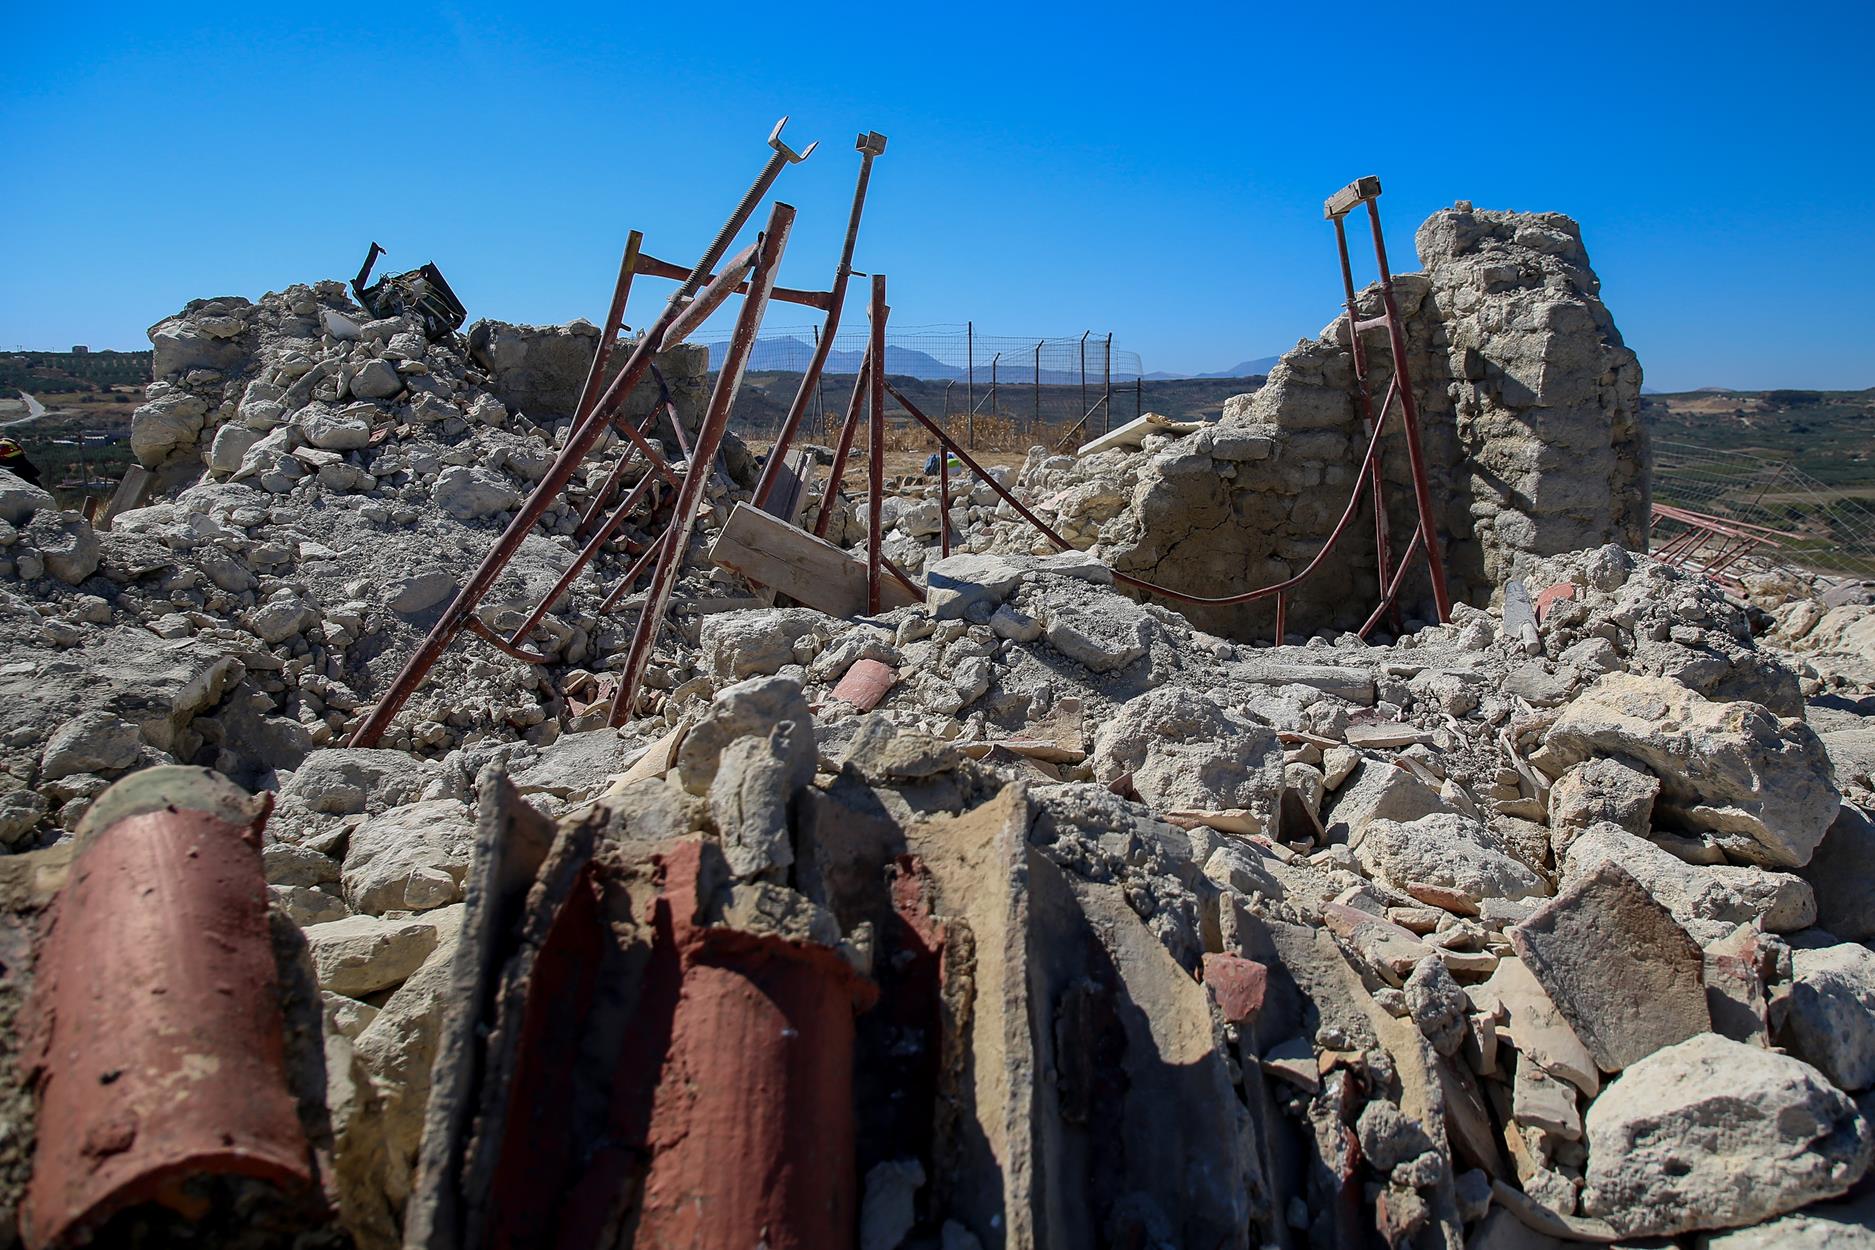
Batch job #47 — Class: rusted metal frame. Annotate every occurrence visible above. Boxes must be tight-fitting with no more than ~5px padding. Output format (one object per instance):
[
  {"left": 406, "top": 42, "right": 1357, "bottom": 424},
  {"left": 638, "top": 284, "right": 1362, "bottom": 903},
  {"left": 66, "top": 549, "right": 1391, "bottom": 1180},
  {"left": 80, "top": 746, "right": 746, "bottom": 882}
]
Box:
[
  {"left": 1363, "top": 194, "right": 1452, "bottom": 622},
  {"left": 597, "top": 526, "right": 673, "bottom": 614},
  {"left": 463, "top": 616, "right": 554, "bottom": 664},
  {"left": 881, "top": 554, "right": 923, "bottom": 601},
  {"left": 349, "top": 129, "right": 803, "bottom": 747},
  {"left": 887, "top": 377, "right": 1403, "bottom": 615},
  {"left": 1359, "top": 524, "right": 1427, "bottom": 637},
  {"left": 576, "top": 391, "right": 672, "bottom": 537},
  {"left": 1653, "top": 501, "right": 1797, "bottom": 543},
  {"left": 350, "top": 304, "right": 683, "bottom": 746},
  {"left": 1274, "top": 591, "right": 1287, "bottom": 643},
  {"left": 565, "top": 236, "right": 642, "bottom": 445},
  {"left": 606, "top": 399, "right": 682, "bottom": 489},
  {"left": 752, "top": 131, "right": 887, "bottom": 510},
  {"left": 606, "top": 203, "right": 796, "bottom": 726},
  {"left": 662, "top": 240, "right": 762, "bottom": 347},
  {"left": 813, "top": 353, "right": 872, "bottom": 538},
  {"left": 631, "top": 252, "right": 833, "bottom": 311},
  {"left": 1651, "top": 524, "right": 1709, "bottom": 567},
  {"left": 1333, "top": 213, "right": 1397, "bottom": 609},
  {"left": 507, "top": 468, "right": 674, "bottom": 648},
  {"left": 867, "top": 274, "right": 888, "bottom": 614},
  {"left": 1702, "top": 535, "right": 1769, "bottom": 580}
]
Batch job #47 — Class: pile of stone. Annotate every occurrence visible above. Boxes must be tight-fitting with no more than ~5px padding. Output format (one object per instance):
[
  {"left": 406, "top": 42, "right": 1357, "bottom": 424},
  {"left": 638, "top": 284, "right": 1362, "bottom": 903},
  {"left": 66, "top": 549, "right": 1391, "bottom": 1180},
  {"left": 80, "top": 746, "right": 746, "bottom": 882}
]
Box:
[
  {"left": 3, "top": 202, "right": 1875, "bottom": 1248},
  {"left": 137, "top": 531, "right": 1866, "bottom": 1247},
  {"left": 0, "top": 281, "right": 754, "bottom": 850}
]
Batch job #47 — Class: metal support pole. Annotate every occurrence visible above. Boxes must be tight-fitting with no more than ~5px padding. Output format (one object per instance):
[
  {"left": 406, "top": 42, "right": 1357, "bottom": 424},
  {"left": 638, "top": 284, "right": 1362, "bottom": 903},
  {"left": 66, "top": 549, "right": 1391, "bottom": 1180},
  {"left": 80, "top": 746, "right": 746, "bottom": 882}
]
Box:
[
  {"left": 752, "top": 131, "right": 886, "bottom": 509},
  {"left": 939, "top": 438, "right": 951, "bottom": 559},
  {"left": 1102, "top": 332, "right": 1112, "bottom": 436},
  {"left": 1033, "top": 340, "right": 1042, "bottom": 432},
  {"left": 1079, "top": 331, "right": 1088, "bottom": 423},
  {"left": 813, "top": 354, "right": 871, "bottom": 539},
  {"left": 965, "top": 320, "right": 974, "bottom": 420},
  {"left": 867, "top": 275, "right": 888, "bottom": 614},
  {"left": 1135, "top": 374, "right": 1142, "bottom": 421},
  {"left": 607, "top": 202, "right": 796, "bottom": 726},
  {"left": 351, "top": 121, "right": 807, "bottom": 747},
  {"left": 1364, "top": 195, "right": 1452, "bottom": 623},
  {"left": 1333, "top": 213, "right": 1395, "bottom": 610}
]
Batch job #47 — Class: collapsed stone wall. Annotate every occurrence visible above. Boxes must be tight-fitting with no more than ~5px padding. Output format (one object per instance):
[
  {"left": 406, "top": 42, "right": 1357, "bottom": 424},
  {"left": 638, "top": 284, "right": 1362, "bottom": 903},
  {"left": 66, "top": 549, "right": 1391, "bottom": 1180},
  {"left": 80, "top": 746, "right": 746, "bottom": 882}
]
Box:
[{"left": 1101, "top": 204, "right": 1648, "bottom": 639}]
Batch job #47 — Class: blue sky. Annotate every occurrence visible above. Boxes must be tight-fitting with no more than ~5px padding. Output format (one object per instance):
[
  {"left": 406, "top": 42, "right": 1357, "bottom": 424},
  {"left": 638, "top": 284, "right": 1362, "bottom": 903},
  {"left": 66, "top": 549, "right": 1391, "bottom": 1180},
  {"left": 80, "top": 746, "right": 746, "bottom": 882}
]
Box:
[{"left": 3, "top": 1, "right": 1870, "bottom": 391}]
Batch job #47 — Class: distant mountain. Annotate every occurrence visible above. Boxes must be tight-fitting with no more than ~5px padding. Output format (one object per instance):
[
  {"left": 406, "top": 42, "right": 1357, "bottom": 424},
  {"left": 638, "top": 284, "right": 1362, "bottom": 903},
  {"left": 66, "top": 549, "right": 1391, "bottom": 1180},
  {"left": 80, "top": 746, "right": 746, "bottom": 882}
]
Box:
[{"left": 1141, "top": 356, "right": 1281, "bottom": 381}]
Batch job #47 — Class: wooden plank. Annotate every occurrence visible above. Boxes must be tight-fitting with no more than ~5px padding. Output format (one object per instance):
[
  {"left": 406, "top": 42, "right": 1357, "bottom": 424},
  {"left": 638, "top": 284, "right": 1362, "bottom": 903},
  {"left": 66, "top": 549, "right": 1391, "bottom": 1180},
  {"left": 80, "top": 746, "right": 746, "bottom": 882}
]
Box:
[
  {"left": 96, "top": 464, "right": 152, "bottom": 531},
  {"left": 1323, "top": 174, "right": 1382, "bottom": 220},
  {"left": 708, "top": 501, "right": 918, "bottom": 617},
  {"left": 1075, "top": 412, "right": 1208, "bottom": 456}
]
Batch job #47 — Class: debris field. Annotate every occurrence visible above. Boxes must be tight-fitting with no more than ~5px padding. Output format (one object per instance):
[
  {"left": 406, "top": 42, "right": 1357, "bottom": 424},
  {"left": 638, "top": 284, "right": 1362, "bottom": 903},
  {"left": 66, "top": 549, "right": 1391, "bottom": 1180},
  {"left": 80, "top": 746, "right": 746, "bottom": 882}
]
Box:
[{"left": 1, "top": 131, "right": 1873, "bottom": 1250}]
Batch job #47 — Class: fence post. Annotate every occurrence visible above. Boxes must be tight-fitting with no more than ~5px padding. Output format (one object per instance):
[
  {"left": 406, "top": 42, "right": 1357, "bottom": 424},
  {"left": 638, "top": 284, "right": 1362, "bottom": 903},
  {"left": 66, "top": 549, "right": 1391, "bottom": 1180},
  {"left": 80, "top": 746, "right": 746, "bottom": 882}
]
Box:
[
  {"left": 1079, "top": 331, "right": 1089, "bottom": 426},
  {"left": 966, "top": 320, "right": 974, "bottom": 422},
  {"left": 1033, "top": 339, "right": 1042, "bottom": 433},
  {"left": 1136, "top": 374, "right": 1142, "bottom": 422},
  {"left": 1103, "top": 332, "right": 1112, "bottom": 436}
]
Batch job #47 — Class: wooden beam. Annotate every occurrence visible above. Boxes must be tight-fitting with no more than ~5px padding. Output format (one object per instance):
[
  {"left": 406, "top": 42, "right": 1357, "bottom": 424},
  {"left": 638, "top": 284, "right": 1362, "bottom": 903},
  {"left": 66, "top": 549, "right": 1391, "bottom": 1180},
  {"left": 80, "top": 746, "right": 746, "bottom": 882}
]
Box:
[
  {"left": 1075, "top": 412, "right": 1208, "bottom": 456},
  {"left": 708, "top": 501, "right": 919, "bottom": 617},
  {"left": 1323, "top": 175, "right": 1382, "bottom": 220}
]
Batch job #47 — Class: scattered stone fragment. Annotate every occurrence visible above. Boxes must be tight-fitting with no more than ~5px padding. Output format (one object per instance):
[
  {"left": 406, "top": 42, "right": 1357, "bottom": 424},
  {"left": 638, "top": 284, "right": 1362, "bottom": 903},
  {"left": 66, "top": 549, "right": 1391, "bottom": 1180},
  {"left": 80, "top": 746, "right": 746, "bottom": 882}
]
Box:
[
  {"left": 1510, "top": 859, "right": 1710, "bottom": 1071},
  {"left": 1783, "top": 943, "right": 1875, "bottom": 1092},
  {"left": 1581, "top": 1032, "right": 1873, "bottom": 1237},
  {"left": 304, "top": 913, "right": 442, "bottom": 996},
  {"left": 1541, "top": 673, "right": 1838, "bottom": 868}
]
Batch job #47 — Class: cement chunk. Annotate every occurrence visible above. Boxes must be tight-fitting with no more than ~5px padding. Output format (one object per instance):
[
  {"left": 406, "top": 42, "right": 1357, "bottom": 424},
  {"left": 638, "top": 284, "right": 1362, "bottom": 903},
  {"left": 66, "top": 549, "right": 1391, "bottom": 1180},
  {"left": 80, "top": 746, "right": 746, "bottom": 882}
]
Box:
[{"left": 1581, "top": 1032, "right": 1872, "bottom": 1237}]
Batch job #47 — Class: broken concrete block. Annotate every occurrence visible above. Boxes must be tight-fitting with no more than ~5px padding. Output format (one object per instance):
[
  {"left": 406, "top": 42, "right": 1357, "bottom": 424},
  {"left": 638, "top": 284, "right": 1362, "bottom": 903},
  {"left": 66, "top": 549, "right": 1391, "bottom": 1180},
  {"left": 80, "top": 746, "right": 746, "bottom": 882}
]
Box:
[
  {"left": 1799, "top": 804, "right": 1875, "bottom": 943},
  {"left": 1510, "top": 860, "right": 1710, "bottom": 1072},
  {"left": 1354, "top": 813, "right": 1547, "bottom": 905},
  {"left": 1471, "top": 957, "right": 1598, "bottom": 1097},
  {"left": 1403, "top": 954, "right": 1467, "bottom": 1057},
  {"left": 1541, "top": 673, "right": 1838, "bottom": 868},
  {"left": 1561, "top": 822, "right": 1815, "bottom": 940},
  {"left": 1321, "top": 760, "right": 1446, "bottom": 843},
  {"left": 675, "top": 675, "right": 815, "bottom": 797},
  {"left": 1546, "top": 755, "right": 1657, "bottom": 850},
  {"left": 1581, "top": 1032, "right": 1873, "bottom": 1237},
  {"left": 709, "top": 721, "right": 814, "bottom": 880},
  {"left": 1704, "top": 923, "right": 1771, "bottom": 1047},
  {"left": 341, "top": 798, "right": 473, "bottom": 914},
  {"left": 1512, "top": 1059, "right": 1581, "bottom": 1140},
  {"left": 304, "top": 913, "right": 442, "bottom": 996},
  {"left": 1090, "top": 687, "right": 1283, "bottom": 825},
  {"left": 1782, "top": 943, "right": 1875, "bottom": 1092}
]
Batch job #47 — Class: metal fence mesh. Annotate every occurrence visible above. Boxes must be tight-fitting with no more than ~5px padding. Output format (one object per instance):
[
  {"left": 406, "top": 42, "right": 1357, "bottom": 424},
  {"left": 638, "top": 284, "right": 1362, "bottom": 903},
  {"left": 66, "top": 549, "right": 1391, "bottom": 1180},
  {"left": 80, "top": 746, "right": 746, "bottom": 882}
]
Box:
[
  {"left": 697, "top": 322, "right": 1147, "bottom": 443},
  {"left": 1653, "top": 440, "right": 1875, "bottom": 580}
]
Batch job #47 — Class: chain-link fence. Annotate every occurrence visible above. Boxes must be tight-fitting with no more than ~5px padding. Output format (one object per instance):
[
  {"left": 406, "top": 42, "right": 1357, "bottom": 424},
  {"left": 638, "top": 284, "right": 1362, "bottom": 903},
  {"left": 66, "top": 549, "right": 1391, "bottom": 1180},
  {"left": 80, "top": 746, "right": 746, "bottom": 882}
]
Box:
[{"left": 697, "top": 322, "right": 1148, "bottom": 446}]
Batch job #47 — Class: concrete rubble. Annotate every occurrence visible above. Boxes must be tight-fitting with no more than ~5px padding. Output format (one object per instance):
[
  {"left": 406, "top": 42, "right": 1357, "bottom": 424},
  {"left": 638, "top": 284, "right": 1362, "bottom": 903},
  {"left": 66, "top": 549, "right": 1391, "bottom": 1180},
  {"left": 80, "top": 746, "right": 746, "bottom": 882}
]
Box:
[{"left": 1, "top": 202, "right": 1873, "bottom": 1249}]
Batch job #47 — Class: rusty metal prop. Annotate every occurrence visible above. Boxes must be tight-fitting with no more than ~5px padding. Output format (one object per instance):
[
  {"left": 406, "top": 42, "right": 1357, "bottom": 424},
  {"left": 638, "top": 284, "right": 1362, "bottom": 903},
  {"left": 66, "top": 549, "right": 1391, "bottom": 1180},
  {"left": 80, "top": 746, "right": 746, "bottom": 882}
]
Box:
[
  {"left": 867, "top": 274, "right": 888, "bottom": 614},
  {"left": 1648, "top": 502, "right": 1797, "bottom": 586},
  {"left": 604, "top": 201, "right": 797, "bottom": 726},
  {"left": 351, "top": 118, "right": 815, "bottom": 748},
  {"left": 812, "top": 352, "right": 872, "bottom": 539},
  {"left": 23, "top": 767, "right": 320, "bottom": 1249},
  {"left": 752, "top": 131, "right": 888, "bottom": 511},
  {"left": 870, "top": 174, "right": 1454, "bottom": 641}
]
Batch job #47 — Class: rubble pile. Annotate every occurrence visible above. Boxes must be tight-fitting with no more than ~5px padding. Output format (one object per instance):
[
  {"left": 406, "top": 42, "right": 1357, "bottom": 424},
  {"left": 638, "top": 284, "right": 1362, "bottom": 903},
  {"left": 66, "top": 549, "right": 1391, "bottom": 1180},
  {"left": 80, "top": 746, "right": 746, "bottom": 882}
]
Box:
[
  {"left": 1, "top": 202, "right": 1874, "bottom": 1249},
  {"left": 0, "top": 283, "right": 751, "bottom": 844}
]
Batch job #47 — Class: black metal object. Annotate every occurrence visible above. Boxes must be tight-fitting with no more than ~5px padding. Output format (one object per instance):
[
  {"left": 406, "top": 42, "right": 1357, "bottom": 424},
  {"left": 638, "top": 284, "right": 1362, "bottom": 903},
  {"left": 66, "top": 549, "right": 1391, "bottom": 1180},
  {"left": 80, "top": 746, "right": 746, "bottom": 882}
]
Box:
[{"left": 351, "top": 242, "right": 469, "bottom": 337}]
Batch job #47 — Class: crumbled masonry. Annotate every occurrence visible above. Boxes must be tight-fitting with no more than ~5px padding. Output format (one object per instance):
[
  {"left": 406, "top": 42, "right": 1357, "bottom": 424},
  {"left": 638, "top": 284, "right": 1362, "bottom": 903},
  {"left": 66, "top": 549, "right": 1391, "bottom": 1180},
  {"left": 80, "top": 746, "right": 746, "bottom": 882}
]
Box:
[{"left": 2, "top": 204, "right": 1874, "bottom": 1249}]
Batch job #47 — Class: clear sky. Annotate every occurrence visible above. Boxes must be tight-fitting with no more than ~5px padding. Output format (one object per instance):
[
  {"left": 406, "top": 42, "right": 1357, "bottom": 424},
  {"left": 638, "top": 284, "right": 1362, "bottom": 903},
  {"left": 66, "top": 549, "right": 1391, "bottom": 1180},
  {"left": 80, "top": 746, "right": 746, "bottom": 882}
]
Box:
[{"left": 4, "top": 1, "right": 1871, "bottom": 391}]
